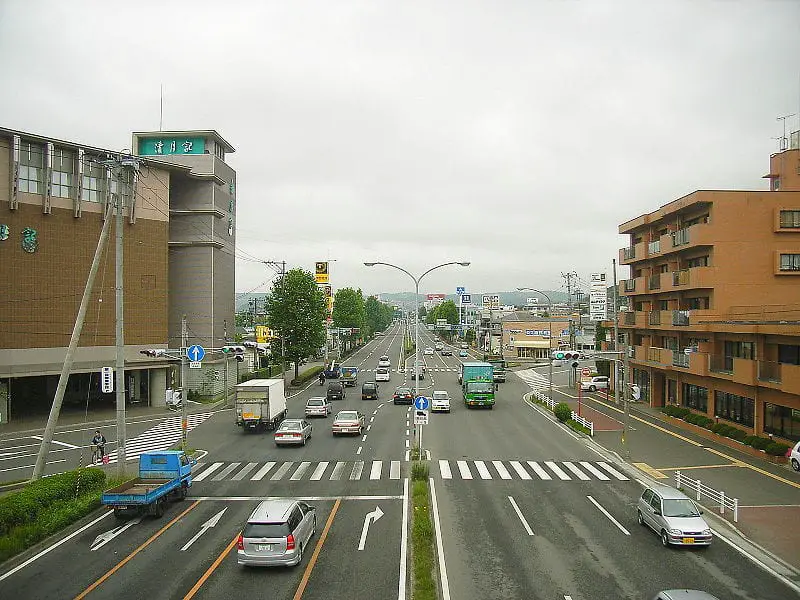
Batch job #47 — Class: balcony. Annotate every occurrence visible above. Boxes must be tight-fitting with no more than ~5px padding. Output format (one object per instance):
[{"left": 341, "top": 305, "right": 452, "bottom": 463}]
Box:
[
  {"left": 648, "top": 274, "right": 661, "bottom": 290},
  {"left": 648, "top": 239, "right": 661, "bottom": 255},
  {"left": 646, "top": 347, "right": 673, "bottom": 365},
  {"left": 624, "top": 279, "right": 636, "bottom": 292},
  {"left": 708, "top": 356, "right": 758, "bottom": 385},
  {"left": 623, "top": 246, "right": 635, "bottom": 260},
  {"left": 673, "top": 352, "right": 690, "bottom": 368},
  {"left": 624, "top": 312, "right": 636, "bottom": 326},
  {"left": 672, "top": 310, "right": 690, "bottom": 326},
  {"left": 619, "top": 241, "right": 646, "bottom": 265},
  {"left": 671, "top": 266, "right": 714, "bottom": 290},
  {"left": 648, "top": 311, "right": 662, "bottom": 325},
  {"left": 709, "top": 355, "right": 733, "bottom": 374},
  {"left": 672, "top": 227, "right": 690, "bottom": 247},
  {"left": 758, "top": 361, "right": 781, "bottom": 383}
]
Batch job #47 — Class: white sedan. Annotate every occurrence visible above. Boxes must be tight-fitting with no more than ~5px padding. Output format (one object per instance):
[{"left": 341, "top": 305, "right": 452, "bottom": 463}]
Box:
[
  {"left": 375, "top": 367, "right": 391, "bottom": 382},
  {"left": 424, "top": 347, "right": 434, "bottom": 356},
  {"left": 431, "top": 390, "right": 451, "bottom": 413}
]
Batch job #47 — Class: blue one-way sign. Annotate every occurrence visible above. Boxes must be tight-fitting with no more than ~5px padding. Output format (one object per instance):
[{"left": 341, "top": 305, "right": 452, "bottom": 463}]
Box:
[
  {"left": 414, "top": 396, "right": 430, "bottom": 411},
  {"left": 187, "top": 345, "right": 205, "bottom": 361}
]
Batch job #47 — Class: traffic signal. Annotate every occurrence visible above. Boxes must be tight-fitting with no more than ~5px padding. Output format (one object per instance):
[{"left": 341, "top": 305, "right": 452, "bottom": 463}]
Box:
[
  {"left": 222, "top": 345, "right": 246, "bottom": 362},
  {"left": 243, "top": 341, "right": 257, "bottom": 349},
  {"left": 552, "top": 350, "right": 579, "bottom": 360},
  {"left": 140, "top": 349, "right": 166, "bottom": 357}
]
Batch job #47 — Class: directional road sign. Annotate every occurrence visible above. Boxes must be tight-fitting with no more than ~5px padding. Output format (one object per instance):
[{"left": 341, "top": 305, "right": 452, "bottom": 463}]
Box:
[
  {"left": 414, "top": 396, "right": 430, "bottom": 411},
  {"left": 456, "top": 287, "right": 465, "bottom": 295},
  {"left": 414, "top": 410, "right": 429, "bottom": 425},
  {"left": 100, "top": 367, "right": 114, "bottom": 393},
  {"left": 187, "top": 345, "right": 205, "bottom": 362}
]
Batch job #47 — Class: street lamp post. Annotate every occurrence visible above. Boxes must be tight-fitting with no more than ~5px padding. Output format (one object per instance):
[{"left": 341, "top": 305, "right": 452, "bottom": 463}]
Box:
[
  {"left": 517, "top": 288, "right": 554, "bottom": 405},
  {"left": 365, "top": 261, "right": 470, "bottom": 458}
]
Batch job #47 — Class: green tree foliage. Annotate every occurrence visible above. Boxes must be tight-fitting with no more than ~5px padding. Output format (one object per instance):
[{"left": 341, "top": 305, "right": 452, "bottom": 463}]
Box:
[
  {"left": 333, "top": 287, "right": 366, "bottom": 343},
  {"left": 265, "top": 268, "right": 327, "bottom": 380},
  {"left": 595, "top": 321, "right": 607, "bottom": 347},
  {"left": 418, "top": 305, "right": 427, "bottom": 319},
  {"left": 365, "top": 296, "right": 394, "bottom": 335},
  {"left": 465, "top": 329, "right": 476, "bottom": 344},
  {"left": 426, "top": 300, "right": 460, "bottom": 340}
]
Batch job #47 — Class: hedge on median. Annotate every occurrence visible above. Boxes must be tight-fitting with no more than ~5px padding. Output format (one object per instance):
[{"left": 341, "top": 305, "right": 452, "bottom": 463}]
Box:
[
  {"left": 661, "top": 405, "right": 791, "bottom": 456},
  {"left": 290, "top": 365, "right": 324, "bottom": 386}
]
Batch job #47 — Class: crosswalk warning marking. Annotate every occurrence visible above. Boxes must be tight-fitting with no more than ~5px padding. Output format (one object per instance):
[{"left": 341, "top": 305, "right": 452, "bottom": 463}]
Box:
[
  {"left": 370, "top": 461, "right": 382, "bottom": 480},
  {"left": 390, "top": 460, "right": 401, "bottom": 480},
  {"left": 474, "top": 460, "right": 492, "bottom": 479},
  {"left": 310, "top": 462, "right": 329, "bottom": 481},
  {"left": 330, "top": 461, "right": 346, "bottom": 480},
  {"left": 232, "top": 462, "right": 258, "bottom": 481},
  {"left": 597, "top": 462, "right": 629, "bottom": 480},
  {"left": 545, "top": 461, "right": 571, "bottom": 480},
  {"left": 492, "top": 460, "right": 512, "bottom": 480},
  {"left": 457, "top": 460, "right": 472, "bottom": 480},
  {"left": 510, "top": 461, "right": 532, "bottom": 480},
  {"left": 563, "top": 462, "right": 590, "bottom": 480},
  {"left": 527, "top": 461, "right": 552, "bottom": 480},
  {"left": 439, "top": 460, "right": 453, "bottom": 479},
  {"left": 211, "top": 462, "right": 241, "bottom": 481},
  {"left": 350, "top": 460, "right": 364, "bottom": 480},
  {"left": 580, "top": 462, "right": 610, "bottom": 481},
  {"left": 291, "top": 461, "right": 312, "bottom": 480},
  {"left": 193, "top": 462, "right": 223, "bottom": 482},
  {"left": 271, "top": 461, "right": 294, "bottom": 481},
  {"left": 251, "top": 462, "right": 275, "bottom": 481}
]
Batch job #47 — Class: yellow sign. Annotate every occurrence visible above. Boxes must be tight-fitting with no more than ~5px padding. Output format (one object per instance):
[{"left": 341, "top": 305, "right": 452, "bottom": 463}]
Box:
[
  {"left": 315, "top": 261, "right": 329, "bottom": 284},
  {"left": 327, "top": 296, "right": 334, "bottom": 312},
  {"left": 256, "top": 325, "right": 275, "bottom": 343}
]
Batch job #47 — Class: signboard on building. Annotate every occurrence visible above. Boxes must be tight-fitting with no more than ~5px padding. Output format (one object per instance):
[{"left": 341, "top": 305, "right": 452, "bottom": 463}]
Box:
[
  {"left": 256, "top": 326, "right": 277, "bottom": 343},
  {"left": 460, "top": 294, "right": 471, "bottom": 305},
  {"left": 137, "top": 136, "right": 206, "bottom": 156},
  {"left": 436, "top": 319, "right": 447, "bottom": 327},
  {"left": 526, "top": 297, "right": 538, "bottom": 306},
  {"left": 482, "top": 294, "right": 500, "bottom": 309},
  {"left": 426, "top": 293, "right": 446, "bottom": 301},
  {"left": 315, "top": 262, "right": 329, "bottom": 284},
  {"left": 589, "top": 273, "right": 607, "bottom": 322}
]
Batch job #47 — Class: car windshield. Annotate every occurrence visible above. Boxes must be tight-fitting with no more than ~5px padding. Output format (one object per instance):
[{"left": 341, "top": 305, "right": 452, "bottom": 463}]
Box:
[
  {"left": 337, "top": 411, "right": 359, "bottom": 420},
  {"left": 243, "top": 522, "right": 290, "bottom": 538},
  {"left": 279, "top": 421, "right": 301, "bottom": 431},
  {"left": 307, "top": 398, "right": 323, "bottom": 406},
  {"left": 433, "top": 392, "right": 448, "bottom": 399},
  {"left": 396, "top": 389, "right": 411, "bottom": 395},
  {"left": 377, "top": 368, "right": 388, "bottom": 373},
  {"left": 467, "top": 382, "right": 494, "bottom": 393},
  {"left": 662, "top": 498, "right": 701, "bottom": 517}
]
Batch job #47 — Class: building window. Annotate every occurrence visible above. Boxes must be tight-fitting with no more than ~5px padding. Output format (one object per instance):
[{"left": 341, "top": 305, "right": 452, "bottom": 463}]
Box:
[
  {"left": 779, "top": 210, "right": 800, "bottom": 228},
  {"left": 18, "top": 140, "right": 43, "bottom": 194},
  {"left": 779, "top": 254, "right": 800, "bottom": 271},
  {"left": 773, "top": 177, "right": 781, "bottom": 191},
  {"left": 778, "top": 344, "right": 800, "bottom": 365},
  {"left": 82, "top": 174, "right": 101, "bottom": 202},
  {"left": 682, "top": 383, "right": 708, "bottom": 412},
  {"left": 686, "top": 256, "right": 709, "bottom": 268},
  {"left": 713, "top": 391, "right": 754, "bottom": 427},
  {"left": 763, "top": 402, "right": 800, "bottom": 442},
  {"left": 686, "top": 297, "right": 710, "bottom": 310},
  {"left": 51, "top": 148, "right": 75, "bottom": 198}
]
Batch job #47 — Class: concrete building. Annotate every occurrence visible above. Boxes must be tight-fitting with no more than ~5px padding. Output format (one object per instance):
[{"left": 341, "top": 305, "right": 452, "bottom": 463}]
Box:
[
  {"left": 618, "top": 136, "right": 800, "bottom": 443},
  {"left": 0, "top": 127, "right": 237, "bottom": 422},
  {"left": 499, "top": 311, "right": 595, "bottom": 360}
]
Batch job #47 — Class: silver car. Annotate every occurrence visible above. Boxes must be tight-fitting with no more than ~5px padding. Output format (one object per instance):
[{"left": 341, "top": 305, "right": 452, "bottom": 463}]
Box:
[
  {"left": 637, "top": 485, "right": 712, "bottom": 547},
  {"left": 274, "top": 419, "right": 312, "bottom": 446},
  {"left": 237, "top": 499, "right": 316, "bottom": 567},
  {"left": 305, "top": 397, "right": 331, "bottom": 418}
]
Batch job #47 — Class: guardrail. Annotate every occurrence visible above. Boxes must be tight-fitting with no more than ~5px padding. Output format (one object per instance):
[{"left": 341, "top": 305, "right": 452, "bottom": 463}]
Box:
[
  {"left": 528, "top": 391, "right": 595, "bottom": 436},
  {"left": 675, "top": 470, "right": 739, "bottom": 522},
  {"left": 570, "top": 411, "right": 594, "bottom": 436}
]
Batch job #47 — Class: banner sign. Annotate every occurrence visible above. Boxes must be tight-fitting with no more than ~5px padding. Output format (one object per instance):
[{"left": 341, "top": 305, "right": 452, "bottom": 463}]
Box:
[
  {"left": 482, "top": 294, "right": 500, "bottom": 309},
  {"left": 589, "top": 273, "right": 608, "bottom": 322},
  {"left": 315, "top": 262, "right": 329, "bottom": 284},
  {"left": 460, "top": 294, "right": 471, "bottom": 305}
]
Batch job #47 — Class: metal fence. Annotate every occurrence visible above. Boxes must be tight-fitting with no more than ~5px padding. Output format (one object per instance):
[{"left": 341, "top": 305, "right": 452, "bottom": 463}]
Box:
[
  {"left": 528, "top": 390, "right": 594, "bottom": 436},
  {"left": 675, "top": 470, "right": 739, "bottom": 522}
]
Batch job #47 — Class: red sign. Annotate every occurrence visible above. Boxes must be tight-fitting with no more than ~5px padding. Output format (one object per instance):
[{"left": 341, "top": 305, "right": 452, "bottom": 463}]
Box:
[{"left": 426, "top": 293, "right": 446, "bottom": 301}]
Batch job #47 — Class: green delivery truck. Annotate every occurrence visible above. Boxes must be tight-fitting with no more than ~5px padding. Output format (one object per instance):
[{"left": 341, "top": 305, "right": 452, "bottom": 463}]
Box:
[{"left": 459, "top": 362, "right": 496, "bottom": 408}]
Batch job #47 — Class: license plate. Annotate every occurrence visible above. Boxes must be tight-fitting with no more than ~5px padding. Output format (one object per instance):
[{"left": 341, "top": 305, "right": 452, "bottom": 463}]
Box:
[
  {"left": 682, "top": 537, "right": 695, "bottom": 544},
  {"left": 256, "top": 544, "right": 273, "bottom": 551}
]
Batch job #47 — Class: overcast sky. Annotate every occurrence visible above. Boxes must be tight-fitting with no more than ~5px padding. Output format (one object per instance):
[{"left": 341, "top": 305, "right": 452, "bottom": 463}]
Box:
[{"left": 2, "top": 1, "right": 799, "bottom": 298}]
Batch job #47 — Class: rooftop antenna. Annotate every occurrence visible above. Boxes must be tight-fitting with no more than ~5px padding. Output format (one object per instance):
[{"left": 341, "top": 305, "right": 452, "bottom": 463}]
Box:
[
  {"left": 159, "top": 84, "right": 164, "bottom": 131},
  {"left": 777, "top": 113, "right": 796, "bottom": 151}
]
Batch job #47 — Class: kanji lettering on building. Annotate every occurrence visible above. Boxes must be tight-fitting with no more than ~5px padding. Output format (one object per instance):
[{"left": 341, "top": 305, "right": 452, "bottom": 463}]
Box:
[
  {"left": 182, "top": 140, "right": 193, "bottom": 152},
  {"left": 154, "top": 140, "right": 164, "bottom": 154}
]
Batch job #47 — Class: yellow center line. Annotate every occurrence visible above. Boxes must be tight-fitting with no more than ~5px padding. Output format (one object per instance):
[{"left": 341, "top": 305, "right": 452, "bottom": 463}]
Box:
[
  {"left": 293, "top": 498, "right": 341, "bottom": 600},
  {"left": 183, "top": 533, "right": 239, "bottom": 600},
  {"left": 703, "top": 446, "right": 800, "bottom": 489},
  {"left": 74, "top": 501, "right": 200, "bottom": 600}
]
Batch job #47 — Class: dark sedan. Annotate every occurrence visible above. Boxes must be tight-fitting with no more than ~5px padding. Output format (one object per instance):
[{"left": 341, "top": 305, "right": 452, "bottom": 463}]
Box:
[{"left": 393, "top": 387, "right": 414, "bottom": 405}]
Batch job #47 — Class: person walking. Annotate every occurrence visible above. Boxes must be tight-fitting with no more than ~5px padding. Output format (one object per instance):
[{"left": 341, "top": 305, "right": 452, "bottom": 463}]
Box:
[{"left": 91, "top": 430, "right": 107, "bottom": 464}]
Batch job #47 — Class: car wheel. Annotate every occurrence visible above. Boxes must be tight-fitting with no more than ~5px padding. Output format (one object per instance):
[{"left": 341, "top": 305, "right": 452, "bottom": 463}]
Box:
[
  {"left": 792, "top": 458, "right": 800, "bottom": 472},
  {"left": 660, "top": 530, "right": 670, "bottom": 547},
  {"left": 637, "top": 510, "right": 644, "bottom": 526},
  {"left": 589, "top": 385, "right": 596, "bottom": 392}
]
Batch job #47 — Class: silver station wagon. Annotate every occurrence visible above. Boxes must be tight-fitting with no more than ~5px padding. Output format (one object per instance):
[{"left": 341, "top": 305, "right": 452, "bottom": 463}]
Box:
[{"left": 237, "top": 499, "right": 316, "bottom": 567}]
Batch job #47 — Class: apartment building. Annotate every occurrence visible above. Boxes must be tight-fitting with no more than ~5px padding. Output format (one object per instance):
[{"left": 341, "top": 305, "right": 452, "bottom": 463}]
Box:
[{"left": 618, "top": 136, "right": 800, "bottom": 443}]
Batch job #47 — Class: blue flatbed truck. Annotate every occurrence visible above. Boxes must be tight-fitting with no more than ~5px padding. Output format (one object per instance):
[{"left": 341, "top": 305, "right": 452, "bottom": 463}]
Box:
[{"left": 101, "top": 450, "right": 195, "bottom": 518}]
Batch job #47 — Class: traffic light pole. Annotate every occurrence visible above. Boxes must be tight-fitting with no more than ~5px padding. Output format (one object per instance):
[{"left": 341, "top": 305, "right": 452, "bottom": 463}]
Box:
[{"left": 181, "top": 315, "right": 189, "bottom": 451}]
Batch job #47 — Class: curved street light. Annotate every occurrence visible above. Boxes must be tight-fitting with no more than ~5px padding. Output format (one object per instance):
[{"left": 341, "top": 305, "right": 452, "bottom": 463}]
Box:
[
  {"left": 365, "top": 261, "right": 470, "bottom": 455},
  {"left": 517, "top": 287, "right": 554, "bottom": 404}
]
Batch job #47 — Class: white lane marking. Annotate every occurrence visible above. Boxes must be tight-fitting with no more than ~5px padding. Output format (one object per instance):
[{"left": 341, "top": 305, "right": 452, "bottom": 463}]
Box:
[
  {"left": 398, "top": 478, "right": 409, "bottom": 600},
  {"left": 362, "top": 435, "right": 368, "bottom": 442},
  {"left": 330, "top": 461, "right": 346, "bottom": 480},
  {"left": 378, "top": 403, "right": 384, "bottom": 408},
  {"left": 587, "top": 495, "right": 630, "bottom": 535},
  {"left": 404, "top": 450, "right": 410, "bottom": 462},
  {"left": 232, "top": 462, "right": 258, "bottom": 481},
  {"left": 457, "top": 460, "right": 472, "bottom": 479},
  {"left": 250, "top": 462, "right": 276, "bottom": 481},
  {"left": 545, "top": 461, "right": 571, "bottom": 480},
  {"left": 271, "top": 461, "right": 294, "bottom": 481},
  {"left": 474, "top": 460, "right": 492, "bottom": 479},
  {"left": 30, "top": 435, "right": 79, "bottom": 449},
  {"left": 597, "top": 461, "right": 629, "bottom": 480},
  {"left": 212, "top": 462, "right": 241, "bottom": 481},
  {"left": 390, "top": 460, "right": 401, "bottom": 479},
  {"left": 0, "top": 459, "right": 67, "bottom": 473},
  {"left": 563, "top": 462, "right": 590, "bottom": 481},
  {"left": 580, "top": 462, "right": 610, "bottom": 481},
  {"left": 373, "top": 410, "right": 379, "bottom": 416},
  {"left": 492, "top": 461, "right": 512, "bottom": 480},
  {"left": 351, "top": 460, "right": 365, "bottom": 480},
  {"left": 91, "top": 516, "right": 143, "bottom": 551},
  {"left": 406, "top": 429, "right": 410, "bottom": 436},
  {"left": 429, "top": 479, "right": 451, "bottom": 600},
  {"left": 193, "top": 461, "right": 223, "bottom": 482},
  {"left": 291, "top": 461, "right": 311, "bottom": 480},
  {"left": 370, "top": 416, "right": 375, "bottom": 423},
  {"left": 370, "top": 460, "right": 382, "bottom": 480},
  {"left": 405, "top": 439, "right": 410, "bottom": 448},
  {"left": 407, "top": 407, "right": 411, "bottom": 413},
  {"left": 508, "top": 496, "right": 535, "bottom": 536},
  {"left": 310, "top": 461, "right": 329, "bottom": 480},
  {"left": 527, "top": 461, "right": 552, "bottom": 480},
  {"left": 439, "top": 460, "right": 452, "bottom": 479},
  {"left": 367, "top": 425, "right": 372, "bottom": 432},
  {"left": 0, "top": 511, "right": 113, "bottom": 582},
  {"left": 357, "top": 446, "right": 363, "bottom": 455},
  {"left": 180, "top": 507, "right": 227, "bottom": 552},
  {"left": 510, "top": 461, "right": 532, "bottom": 480}
]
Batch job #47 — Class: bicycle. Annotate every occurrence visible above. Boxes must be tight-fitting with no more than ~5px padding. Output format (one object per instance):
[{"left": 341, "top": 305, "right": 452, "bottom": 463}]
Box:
[{"left": 91, "top": 444, "right": 105, "bottom": 465}]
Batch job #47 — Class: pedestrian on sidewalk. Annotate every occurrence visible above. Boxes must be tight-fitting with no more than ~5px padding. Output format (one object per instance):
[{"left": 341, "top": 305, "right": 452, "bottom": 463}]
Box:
[{"left": 91, "top": 430, "right": 107, "bottom": 464}]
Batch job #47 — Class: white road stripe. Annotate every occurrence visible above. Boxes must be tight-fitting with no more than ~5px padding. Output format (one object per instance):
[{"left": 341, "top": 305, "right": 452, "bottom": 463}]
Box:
[
  {"left": 587, "top": 495, "right": 630, "bottom": 535},
  {"left": 357, "top": 446, "right": 363, "bottom": 455},
  {"left": 271, "top": 461, "right": 294, "bottom": 481},
  {"left": 474, "top": 460, "right": 492, "bottom": 479},
  {"left": 250, "top": 462, "right": 275, "bottom": 481},
  {"left": 563, "top": 462, "right": 590, "bottom": 480},
  {"left": 580, "top": 462, "right": 610, "bottom": 480},
  {"left": 508, "top": 496, "right": 535, "bottom": 536},
  {"left": 310, "top": 462, "right": 329, "bottom": 480},
  {"left": 492, "top": 461, "right": 512, "bottom": 480},
  {"left": 526, "top": 461, "right": 551, "bottom": 480},
  {"left": 457, "top": 460, "right": 472, "bottom": 480},
  {"left": 330, "top": 461, "right": 346, "bottom": 480},
  {"left": 370, "top": 461, "right": 382, "bottom": 480},
  {"left": 597, "top": 461, "right": 629, "bottom": 480},
  {"left": 291, "top": 461, "right": 311, "bottom": 480},
  {"left": 545, "top": 461, "right": 571, "bottom": 480},
  {"left": 439, "top": 460, "right": 452, "bottom": 479},
  {"left": 509, "top": 461, "right": 531, "bottom": 480},
  {"left": 232, "top": 462, "right": 258, "bottom": 481},
  {"left": 350, "top": 460, "right": 364, "bottom": 480},
  {"left": 390, "top": 460, "right": 401, "bottom": 480},
  {"left": 193, "top": 462, "right": 223, "bottom": 482}
]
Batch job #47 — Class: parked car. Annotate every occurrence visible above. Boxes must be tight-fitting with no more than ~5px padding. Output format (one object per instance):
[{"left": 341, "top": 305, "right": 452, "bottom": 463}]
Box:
[
  {"left": 458, "top": 350, "right": 468, "bottom": 357},
  {"left": 274, "top": 419, "right": 313, "bottom": 447},
  {"left": 580, "top": 376, "right": 609, "bottom": 392},
  {"left": 637, "top": 485, "right": 712, "bottom": 547},
  {"left": 326, "top": 382, "right": 345, "bottom": 401},
  {"left": 361, "top": 381, "right": 379, "bottom": 400},
  {"left": 237, "top": 499, "right": 316, "bottom": 567},
  {"left": 431, "top": 390, "right": 451, "bottom": 413},
  {"left": 305, "top": 397, "right": 331, "bottom": 418},
  {"left": 424, "top": 347, "right": 434, "bottom": 356},
  {"left": 378, "top": 355, "right": 391, "bottom": 368},
  {"left": 393, "top": 387, "right": 414, "bottom": 405},
  {"left": 791, "top": 440, "right": 800, "bottom": 471},
  {"left": 375, "top": 367, "right": 390, "bottom": 382},
  {"left": 332, "top": 410, "right": 366, "bottom": 435}
]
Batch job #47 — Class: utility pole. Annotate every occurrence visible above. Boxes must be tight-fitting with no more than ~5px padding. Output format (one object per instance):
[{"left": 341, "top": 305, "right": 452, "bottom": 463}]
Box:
[
  {"left": 114, "top": 168, "right": 127, "bottom": 477},
  {"left": 181, "top": 315, "right": 189, "bottom": 450},
  {"left": 622, "top": 327, "right": 631, "bottom": 460},
  {"left": 613, "top": 259, "right": 621, "bottom": 406},
  {"left": 223, "top": 319, "right": 229, "bottom": 407}
]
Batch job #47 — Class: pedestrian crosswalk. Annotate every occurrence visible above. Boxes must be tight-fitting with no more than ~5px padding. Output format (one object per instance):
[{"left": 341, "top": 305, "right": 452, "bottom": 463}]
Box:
[
  {"left": 190, "top": 458, "right": 629, "bottom": 483},
  {"left": 516, "top": 368, "right": 550, "bottom": 391},
  {"left": 105, "top": 413, "right": 213, "bottom": 463}
]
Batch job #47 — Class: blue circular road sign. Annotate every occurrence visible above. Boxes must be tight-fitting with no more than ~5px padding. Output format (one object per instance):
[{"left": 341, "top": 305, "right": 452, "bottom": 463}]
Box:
[
  {"left": 414, "top": 396, "right": 430, "bottom": 411},
  {"left": 187, "top": 344, "right": 206, "bottom": 361}
]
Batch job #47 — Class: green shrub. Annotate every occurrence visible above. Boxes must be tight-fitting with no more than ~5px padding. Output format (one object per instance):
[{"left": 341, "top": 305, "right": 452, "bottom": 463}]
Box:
[
  {"left": 766, "top": 442, "right": 791, "bottom": 456},
  {"left": 290, "top": 365, "right": 324, "bottom": 386},
  {"left": 411, "top": 479, "right": 435, "bottom": 600},
  {"left": 566, "top": 419, "right": 591, "bottom": 435},
  {"left": 750, "top": 437, "right": 772, "bottom": 450},
  {"left": 411, "top": 461, "right": 430, "bottom": 481},
  {"left": 729, "top": 428, "right": 748, "bottom": 442},
  {"left": 554, "top": 402, "right": 572, "bottom": 423}
]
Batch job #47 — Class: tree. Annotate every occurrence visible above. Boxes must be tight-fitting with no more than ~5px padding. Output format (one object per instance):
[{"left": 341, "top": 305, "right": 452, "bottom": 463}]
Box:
[
  {"left": 333, "top": 288, "right": 366, "bottom": 345},
  {"left": 365, "top": 296, "right": 393, "bottom": 335},
  {"left": 465, "top": 329, "right": 476, "bottom": 344},
  {"left": 427, "top": 300, "right": 459, "bottom": 340},
  {"left": 594, "top": 321, "right": 608, "bottom": 349},
  {"left": 265, "top": 268, "right": 327, "bottom": 380},
  {"left": 418, "top": 305, "right": 427, "bottom": 319}
]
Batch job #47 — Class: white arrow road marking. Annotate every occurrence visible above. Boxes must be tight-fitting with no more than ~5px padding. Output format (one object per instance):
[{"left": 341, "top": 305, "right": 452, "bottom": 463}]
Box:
[
  {"left": 30, "top": 435, "right": 79, "bottom": 449},
  {"left": 91, "top": 517, "right": 142, "bottom": 551},
  {"left": 358, "top": 505, "right": 384, "bottom": 550},
  {"left": 181, "top": 507, "right": 228, "bottom": 551}
]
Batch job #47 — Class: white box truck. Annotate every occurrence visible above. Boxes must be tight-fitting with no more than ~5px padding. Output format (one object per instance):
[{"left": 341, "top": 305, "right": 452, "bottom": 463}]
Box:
[{"left": 235, "top": 379, "right": 287, "bottom": 432}]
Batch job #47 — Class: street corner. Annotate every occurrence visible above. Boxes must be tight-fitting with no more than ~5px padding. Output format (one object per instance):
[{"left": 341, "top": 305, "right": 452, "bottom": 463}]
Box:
[
  {"left": 562, "top": 399, "right": 624, "bottom": 432},
  {"left": 735, "top": 505, "right": 800, "bottom": 571}
]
